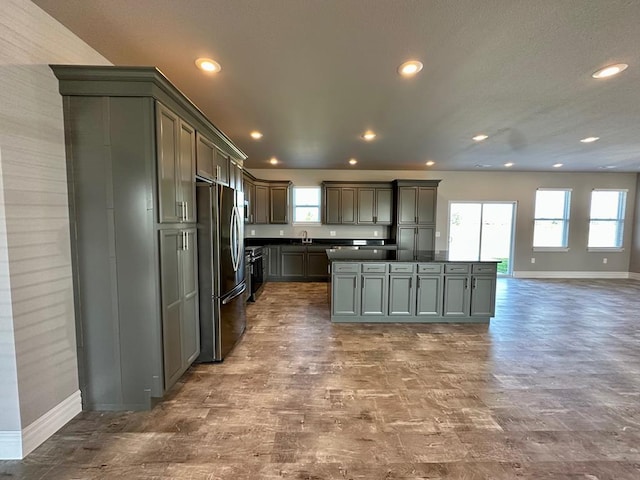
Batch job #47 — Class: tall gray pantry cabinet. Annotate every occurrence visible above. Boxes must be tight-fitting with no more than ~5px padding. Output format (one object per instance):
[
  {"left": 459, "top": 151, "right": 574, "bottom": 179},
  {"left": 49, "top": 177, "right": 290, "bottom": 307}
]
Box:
[{"left": 52, "top": 66, "right": 247, "bottom": 410}]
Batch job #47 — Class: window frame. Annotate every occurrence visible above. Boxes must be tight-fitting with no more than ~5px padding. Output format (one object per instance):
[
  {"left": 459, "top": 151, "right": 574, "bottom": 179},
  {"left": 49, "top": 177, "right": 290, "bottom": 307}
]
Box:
[
  {"left": 532, "top": 188, "right": 572, "bottom": 251},
  {"left": 292, "top": 186, "right": 322, "bottom": 225},
  {"left": 587, "top": 189, "right": 627, "bottom": 251}
]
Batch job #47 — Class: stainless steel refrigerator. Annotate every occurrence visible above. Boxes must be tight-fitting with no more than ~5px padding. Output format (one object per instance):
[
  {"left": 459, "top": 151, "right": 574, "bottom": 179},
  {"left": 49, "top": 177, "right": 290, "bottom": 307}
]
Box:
[{"left": 196, "top": 182, "right": 246, "bottom": 362}]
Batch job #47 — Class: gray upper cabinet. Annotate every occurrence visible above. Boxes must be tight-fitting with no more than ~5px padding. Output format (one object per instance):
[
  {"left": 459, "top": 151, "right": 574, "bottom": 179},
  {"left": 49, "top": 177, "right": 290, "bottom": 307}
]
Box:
[
  {"left": 357, "top": 187, "right": 392, "bottom": 225},
  {"left": 270, "top": 184, "right": 290, "bottom": 224},
  {"left": 397, "top": 226, "right": 434, "bottom": 251},
  {"left": 53, "top": 66, "right": 247, "bottom": 411},
  {"left": 156, "top": 103, "right": 196, "bottom": 224},
  {"left": 323, "top": 182, "right": 391, "bottom": 225},
  {"left": 213, "top": 148, "right": 229, "bottom": 186},
  {"left": 243, "top": 175, "right": 255, "bottom": 223},
  {"left": 254, "top": 184, "right": 269, "bottom": 224},
  {"left": 324, "top": 186, "right": 356, "bottom": 224},
  {"left": 397, "top": 186, "right": 437, "bottom": 225}
]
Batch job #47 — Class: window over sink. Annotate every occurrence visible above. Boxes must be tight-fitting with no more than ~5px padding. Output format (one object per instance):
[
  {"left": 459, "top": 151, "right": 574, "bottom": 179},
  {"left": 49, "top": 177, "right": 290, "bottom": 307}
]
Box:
[{"left": 293, "top": 187, "right": 321, "bottom": 224}]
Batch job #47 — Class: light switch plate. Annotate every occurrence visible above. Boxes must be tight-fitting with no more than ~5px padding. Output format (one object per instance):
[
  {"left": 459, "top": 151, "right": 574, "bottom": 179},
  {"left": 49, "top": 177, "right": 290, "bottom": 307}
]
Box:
[
  {"left": 435, "top": 231, "right": 441, "bottom": 237},
  {"left": 250, "top": 230, "right": 255, "bottom": 236},
  {"left": 373, "top": 231, "right": 378, "bottom": 237},
  {"left": 279, "top": 230, "right": 284, "bottom": 236},
  {"left": 330, "top": 231, "right": 336, "bottom": 236}
]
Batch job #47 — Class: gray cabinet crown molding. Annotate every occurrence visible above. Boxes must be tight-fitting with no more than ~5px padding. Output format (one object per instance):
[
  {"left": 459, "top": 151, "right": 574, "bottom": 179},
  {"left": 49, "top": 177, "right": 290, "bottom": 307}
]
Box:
[{"left": 50, "top": 65, "right": 247, "bottom": 162}]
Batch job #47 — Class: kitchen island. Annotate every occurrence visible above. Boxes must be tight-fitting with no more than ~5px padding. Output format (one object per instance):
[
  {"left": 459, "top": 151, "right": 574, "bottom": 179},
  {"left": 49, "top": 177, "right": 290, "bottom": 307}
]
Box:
[{"left": 327, "top": 249, "right": 499, "bottom": 323}]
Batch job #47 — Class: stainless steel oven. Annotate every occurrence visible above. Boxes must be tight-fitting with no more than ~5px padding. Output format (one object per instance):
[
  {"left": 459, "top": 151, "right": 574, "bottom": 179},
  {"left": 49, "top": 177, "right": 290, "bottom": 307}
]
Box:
[{"left": 245, "top": 246, "right": 264, "bottom": 301}]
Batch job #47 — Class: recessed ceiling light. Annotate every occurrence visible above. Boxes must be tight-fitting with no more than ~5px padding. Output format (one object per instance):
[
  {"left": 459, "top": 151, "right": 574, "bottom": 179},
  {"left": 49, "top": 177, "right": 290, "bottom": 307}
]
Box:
[
  {"left": 474, "top": 164, "right": 492, "bottom": 168},
  {"left": 250, "top": 131, "right": 263, "bottom": 140},
  {"left": 580, "top": 136, "right": 599, "bottom": 143},
  {"left": 472, "top": 134, "right": 489, "bottom": 142},
  {"left": 553, "top": 163, "right": 563, "bottom": 168},
  {"left": 592, "top": 63, "right": 628, "bottom": 79},
  {"left": 269, "top": 157, "right": 278, "bottom": 165},
  {"left": 195, "top": 57, "right": 221, "bottom": 73},
  {"left": 362, "top": 131, "right": 376, "bottom": 141},
  {"left": 398, "top": 60, "right": 423, "bottom": 77},
  {"left": 504, "top": 162, "right": 514, "bottom": 167},
  {"left": 599, "top": 165, "right": 617, "bottom": 169},
  {"left": 425, "top": 161, "right": 435, "bottom": 166},
  {"left": 348, "top": 158, "right": 357, "bottom": 165}
]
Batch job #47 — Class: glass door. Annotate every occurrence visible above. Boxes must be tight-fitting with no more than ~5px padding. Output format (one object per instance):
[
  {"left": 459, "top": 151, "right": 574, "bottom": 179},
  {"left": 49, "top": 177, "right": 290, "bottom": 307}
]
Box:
[{"left": 448, "top": 202, "right": 516, "bottom": 275}]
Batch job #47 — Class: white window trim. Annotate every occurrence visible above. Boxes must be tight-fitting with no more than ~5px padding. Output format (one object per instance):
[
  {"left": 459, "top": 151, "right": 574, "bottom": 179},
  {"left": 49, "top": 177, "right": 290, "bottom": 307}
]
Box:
[
  {"left": 587, "top": 189, "right": 627, "bottom": 249},
  {"left": 292, "top": 186, "right": 321, "bottom": 225},
  {"left": 532, "top": 188, "right": 572, "bottom": 249}
]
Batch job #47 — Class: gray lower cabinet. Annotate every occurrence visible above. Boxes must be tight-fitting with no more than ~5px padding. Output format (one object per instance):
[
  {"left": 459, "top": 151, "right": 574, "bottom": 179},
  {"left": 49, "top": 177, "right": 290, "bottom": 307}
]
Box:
[
  {"left": 266, "top": 245, "right": 281, "bottom": 279},
  {"left": 443, "top": 275, "right": 470, "bottom": 317},
  {"left": 281, "top": 246, "right": 305, "bottom": 278},
  {"left": 332, "top": 272, "right": 359, "bottom": 316},
  {"left": 159, "top": 229, "right": 199, "bottom": 388},
  {"left": 470, "top": 275, "right": 497, "bottom": 317},
  {"left": 388, "top": 275, "right": 414, "bottom": 315},
  {"left": 361, "top": 274, "right": 387, "bottom": 315},
  {"left": 267, "top": 245, "right": 330, "bottom": 281},
  {"left": 416, "top": 275, "right": 443, "bottom": 316}
]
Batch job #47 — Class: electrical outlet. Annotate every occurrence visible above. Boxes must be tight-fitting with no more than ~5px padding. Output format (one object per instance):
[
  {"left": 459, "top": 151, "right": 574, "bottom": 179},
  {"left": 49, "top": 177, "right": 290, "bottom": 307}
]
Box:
[
  {"left": 250, "top": 229, "right": 255, "bottom": 236},
  {"left": 531, "top": 257, "right": 536, "bottom": 264},
  {"left": 279, "top": 230, "right": 284, "bottom": 236},
  {"left": 603, "top": 257, "right": 608, "bottom": 264},
  {"left": 435, "top": 231, "right": 441, "bottom": 238},
  {"left": 330, "top": 231, "right": 336, "bottom": 237},
  {"left": 373, "top": 231, "right": 378, "bottom": 237}
]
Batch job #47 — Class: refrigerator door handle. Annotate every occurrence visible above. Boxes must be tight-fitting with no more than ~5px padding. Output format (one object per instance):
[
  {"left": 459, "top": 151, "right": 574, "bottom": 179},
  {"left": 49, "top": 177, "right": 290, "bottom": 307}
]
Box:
[
  {"left": 230, "top": 206, "right": 240, "bottom": 272},
  {"left": 234, "top": 206, "right": 242, "bottom": 272},
  {"left": 222, "top": 283, "right": 246, "bottom": 305}
]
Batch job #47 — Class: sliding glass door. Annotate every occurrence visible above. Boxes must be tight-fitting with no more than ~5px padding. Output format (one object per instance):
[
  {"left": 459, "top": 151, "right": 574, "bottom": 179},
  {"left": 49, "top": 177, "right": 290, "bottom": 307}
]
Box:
[{"left": 448, "top": 202, "right": 516, "bottom": 275}]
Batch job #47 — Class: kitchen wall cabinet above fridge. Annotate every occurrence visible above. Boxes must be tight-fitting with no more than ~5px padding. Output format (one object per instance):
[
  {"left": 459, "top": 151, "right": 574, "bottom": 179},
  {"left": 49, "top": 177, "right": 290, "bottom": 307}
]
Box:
[{"left": 52, "top": 65, "right": 247, "bottom": 411}]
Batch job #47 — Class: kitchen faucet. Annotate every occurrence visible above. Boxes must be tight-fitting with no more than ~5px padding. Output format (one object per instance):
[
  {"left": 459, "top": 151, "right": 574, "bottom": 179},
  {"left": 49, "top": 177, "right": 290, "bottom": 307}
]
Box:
[{"left": 301, "top": 230, "right": 312, "bottom": 244}]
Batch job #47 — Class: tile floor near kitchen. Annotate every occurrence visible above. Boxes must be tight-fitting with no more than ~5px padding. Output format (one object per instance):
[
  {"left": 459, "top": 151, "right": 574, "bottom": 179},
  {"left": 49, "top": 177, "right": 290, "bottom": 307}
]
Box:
[{"left": 2, "top": 278, "right": 640, "bottom": 479}]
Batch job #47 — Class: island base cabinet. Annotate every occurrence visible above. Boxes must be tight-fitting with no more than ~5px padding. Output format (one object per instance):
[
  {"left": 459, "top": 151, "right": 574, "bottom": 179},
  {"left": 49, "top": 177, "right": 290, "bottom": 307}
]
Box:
[
  {"left": 443, "top": 276, "right": 470, "bottom": 317},
  {"left": 332, "top": 273, "right": 359, "bottom": 316},
  {"left": 416, "top": 275, "right": 443, "bottom": 316},
  {"left": 470, "top": 276, "right": 497, "bottom": 317},
  {"left": 159, "top": 229, "right": 199, "bottom": 390},
  {"left": 361, "top": 275, "right": 387, "bottom": 315},
  {"left": 388, "top": 275, "right": 414, "bottom": 315}
]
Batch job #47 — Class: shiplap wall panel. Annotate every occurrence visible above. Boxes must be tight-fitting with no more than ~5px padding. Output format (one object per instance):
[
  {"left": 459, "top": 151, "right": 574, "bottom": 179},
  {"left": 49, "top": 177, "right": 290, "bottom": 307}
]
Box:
[{"left": 0, "top": 0, "right": 110, "bottom": 429}]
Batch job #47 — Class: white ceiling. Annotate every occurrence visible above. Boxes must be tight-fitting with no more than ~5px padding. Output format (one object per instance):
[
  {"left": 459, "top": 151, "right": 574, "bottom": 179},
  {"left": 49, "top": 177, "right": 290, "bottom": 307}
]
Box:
[{"left": 34, "top": 0, "right": 640, "bottom": 172}]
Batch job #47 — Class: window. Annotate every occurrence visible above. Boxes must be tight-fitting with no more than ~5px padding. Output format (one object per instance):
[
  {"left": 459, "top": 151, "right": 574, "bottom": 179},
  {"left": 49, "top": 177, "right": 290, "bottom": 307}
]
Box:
[
  {"left": 533, "top": 189, "right": 571, "bottom": 249},
  {"left": 588, "top": 190, "right": 627, "bottom": 249},
  {"left": 293, "top": 187, "right": 321, "bottom": 223}
]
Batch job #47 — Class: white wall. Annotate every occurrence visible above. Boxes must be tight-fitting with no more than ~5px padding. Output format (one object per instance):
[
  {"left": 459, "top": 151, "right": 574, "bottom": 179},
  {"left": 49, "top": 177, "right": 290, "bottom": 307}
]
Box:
[
  {"left": 630, "top": 173, "right": 640, "bottom": 275},
  {"left": 249, "top": 168, "right": 638, "bottom": 275},
  {"left": 0, "top": 0, "right": 110, "bottom": 458}
]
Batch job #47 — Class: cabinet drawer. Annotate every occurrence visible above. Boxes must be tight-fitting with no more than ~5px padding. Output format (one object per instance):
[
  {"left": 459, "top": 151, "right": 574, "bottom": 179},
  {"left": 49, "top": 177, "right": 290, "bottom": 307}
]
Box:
[
  {"left": 418, "top": 263, "right": 443, "bottom": 274},
  {"left": 332, "top": 263, "right": 359, "bottom": 273},
  {"left": 444, "top": 264, "right": 470, "bottom": 274},
  {"left": 390, "top": 263, "right": 415, "bottom": 273},
  {"left": 472, "top": 263, "right": 497, "bottom": 274},
  {"left": 361, "top": 263, "right": 387, "bottom": 273}
]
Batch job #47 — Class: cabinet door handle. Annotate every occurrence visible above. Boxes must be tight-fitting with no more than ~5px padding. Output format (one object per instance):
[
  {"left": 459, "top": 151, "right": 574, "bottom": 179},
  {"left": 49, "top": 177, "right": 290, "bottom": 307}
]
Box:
[
  {"left": 373, "top": 215, "right": 377, "bottom": 224},
  {"left": 415, "top": 216, "right": 418, "bottom": 224},
  {"left": 409, "top": 277, "right": 412, "bottom": 289},
  {"left": 472, "top": 277, "right": 477, "bottom": 289},
  {"left": 464, "top": 278, "right": 468, "bottom": 289},
  {"left": 417, "top": 277, "right": 421, "bottom": 289},
  {"left": 183, "top": 202, "right": 188, "bottom": 221}
]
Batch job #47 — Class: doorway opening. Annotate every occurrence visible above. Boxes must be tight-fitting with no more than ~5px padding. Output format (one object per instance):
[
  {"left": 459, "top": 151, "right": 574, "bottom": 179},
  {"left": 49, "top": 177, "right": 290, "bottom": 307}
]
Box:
[{"left": 448, "top": 202, "right": 516, "bottom": 275}]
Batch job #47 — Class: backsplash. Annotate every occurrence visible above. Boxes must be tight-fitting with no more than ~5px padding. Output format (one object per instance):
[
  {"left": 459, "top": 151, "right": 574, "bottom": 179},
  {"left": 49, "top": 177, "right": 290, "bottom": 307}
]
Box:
[{"left": 245, "top": 223, "right": 390, "bottom": 240}]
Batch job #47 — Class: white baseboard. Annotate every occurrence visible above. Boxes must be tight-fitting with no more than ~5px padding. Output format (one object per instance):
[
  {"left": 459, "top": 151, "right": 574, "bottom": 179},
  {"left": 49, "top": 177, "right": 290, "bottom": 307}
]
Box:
[
  {"left": 0, "top": 431, "right": 22, "bottom": 460},
  {"left": 513, "top": 271, "right": 630, "bottom": 279},
  {"left": 20, "top": 390, "right": 81, "bottom": 459},
  {"left": 629, "top": 272, "right": 640, "bottom": 281}
]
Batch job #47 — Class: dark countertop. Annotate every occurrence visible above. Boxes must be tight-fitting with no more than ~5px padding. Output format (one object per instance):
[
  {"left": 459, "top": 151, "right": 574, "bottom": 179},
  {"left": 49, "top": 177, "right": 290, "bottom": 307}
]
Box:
[
  {"left": 245, "top": 237, "right": 391, "bottom": 247},
  {"left": 326, "top": 248, "right": 501, "bottom": 263}
]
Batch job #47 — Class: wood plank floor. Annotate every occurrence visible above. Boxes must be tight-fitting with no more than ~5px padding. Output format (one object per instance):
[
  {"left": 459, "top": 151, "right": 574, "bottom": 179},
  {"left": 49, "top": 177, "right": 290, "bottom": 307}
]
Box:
[{"left": 2, "top": 278, "right": 640, "bottom": 479}]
